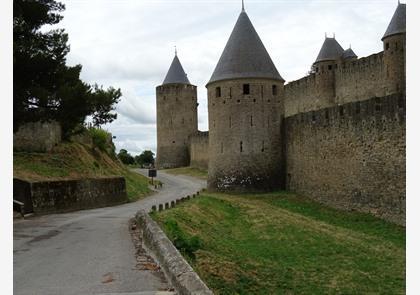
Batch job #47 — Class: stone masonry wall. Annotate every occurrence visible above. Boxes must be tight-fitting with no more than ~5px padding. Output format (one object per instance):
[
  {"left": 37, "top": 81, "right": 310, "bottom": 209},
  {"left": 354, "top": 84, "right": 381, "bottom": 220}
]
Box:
[
  {"left": 14, "top": 121, "right": 62, "bottom": 152},
  {"left": 189, "top": 131, "right": 209, "bottom": 170},
  {"left": 14, "top": 177, "right": 127, "bottom": 214},
  {"left": 285, "top": 94, "right": 405, "bottom": 225},
  {"left": 335, "top": 52, "right": 387, "bottom": 105}
]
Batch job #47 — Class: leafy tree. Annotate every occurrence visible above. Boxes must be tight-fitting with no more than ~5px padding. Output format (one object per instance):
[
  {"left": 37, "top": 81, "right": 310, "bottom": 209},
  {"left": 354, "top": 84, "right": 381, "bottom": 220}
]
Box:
[
  {"left": 134, "top": 150, "right": 155, "bottom": 167},
  {"left": 117, "top": 149, "right": 134, "bottom": 165},
  {"left": 13, "top": 0, "right": 121, "bottom": 137}
]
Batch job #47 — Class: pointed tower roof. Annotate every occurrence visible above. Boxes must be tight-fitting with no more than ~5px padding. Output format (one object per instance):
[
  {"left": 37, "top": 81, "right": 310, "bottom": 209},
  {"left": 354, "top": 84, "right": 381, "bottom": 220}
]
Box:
[
  {"left": 315, "top": 37, "right": 344, "bottom": 63},
  {"left": 162, "top": 54, "right": 191, "bottom": 85},
  {"left": 207, "top": 9, "right": 283, "bottom": 85},
  {"left": 382, "top": 2, "right": 406, "bottom": 40},
  {"left": 342, "top": 48, "right": 357, "bottom": 59}
]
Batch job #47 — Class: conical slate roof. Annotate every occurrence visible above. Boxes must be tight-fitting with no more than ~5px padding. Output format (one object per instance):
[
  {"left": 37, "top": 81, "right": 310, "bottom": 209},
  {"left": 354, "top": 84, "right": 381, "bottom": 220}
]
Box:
[
  {"left": 162, "top": 55, "right": 191, "bottom": 85},
  {"left": 315, "top": 37, "right": 344, "bottom": 63},
  {"left": 342, "top": 48, "right": 357, "bottom": 59},
  {"left": 207, "top": 10, "right": 283, "bottom": 85},
  {"left": 382, "top": 3, "right": 406, "bottom": 40}
]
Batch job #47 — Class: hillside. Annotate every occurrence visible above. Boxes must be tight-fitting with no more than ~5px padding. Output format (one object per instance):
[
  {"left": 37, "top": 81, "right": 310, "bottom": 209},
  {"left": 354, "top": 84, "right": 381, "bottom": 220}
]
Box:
[{"left": 13, "top": 141, "right": 150, "bottom": 201}]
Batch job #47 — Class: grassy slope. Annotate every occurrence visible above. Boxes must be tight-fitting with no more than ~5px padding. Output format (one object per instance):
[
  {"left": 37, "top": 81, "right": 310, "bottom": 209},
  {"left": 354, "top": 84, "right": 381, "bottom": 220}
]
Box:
[
  {"left": 152, "top": 192, "right": 405, "bottom": 294},
  {"left": 13, "top": 142, "right": 150, "bottom": 201},
  {"left": 164, "top": 166, "right": 208, "bottom": 180}
]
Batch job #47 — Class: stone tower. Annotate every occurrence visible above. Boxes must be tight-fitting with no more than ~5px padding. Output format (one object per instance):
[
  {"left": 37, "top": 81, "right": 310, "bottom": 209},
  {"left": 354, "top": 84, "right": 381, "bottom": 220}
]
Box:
[
  {"left": 312, "top": 36, "right": 344, "bottom": 107},
  {"left": 156, "top": 53, "right": 198, "bottom": 169},
  {"left": 206, "top": 5, "right": 285, "bottom": 192},
  {"left": 382, "top": 2, "right": 406, "bottom": 95}
]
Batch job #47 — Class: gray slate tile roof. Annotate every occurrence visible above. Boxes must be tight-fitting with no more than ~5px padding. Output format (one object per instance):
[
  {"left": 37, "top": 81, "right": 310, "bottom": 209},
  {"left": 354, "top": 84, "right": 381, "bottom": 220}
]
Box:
[
  {"left": 382, "top": 3, "right": 406, "bottom": 40},
  {"left": 162, "top": 55, "right": 191, "bottom": 85},
  {"left": 315, "top": 37, "right": 344, "bottom": 63},
  {"left": 342, "top": 48, "right": 357, "bottom": 59},
  {"left": 207, "top": 11, "right": 283, "bottom": 85}
]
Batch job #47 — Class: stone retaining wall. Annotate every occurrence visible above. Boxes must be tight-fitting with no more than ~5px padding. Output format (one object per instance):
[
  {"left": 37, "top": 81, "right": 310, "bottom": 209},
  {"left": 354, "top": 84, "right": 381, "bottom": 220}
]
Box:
[{"left": 13, "top": 177, "right": 128, "bottom": 214}]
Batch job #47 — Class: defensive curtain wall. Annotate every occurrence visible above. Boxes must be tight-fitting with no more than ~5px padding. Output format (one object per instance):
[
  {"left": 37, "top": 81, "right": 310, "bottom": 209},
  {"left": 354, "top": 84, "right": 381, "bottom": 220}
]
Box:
[
  {"left": 284, "top": 94, "right": 405, "bottom": 225},
  {"left": 189, "top": 131, "right": 209, "bottom": 170}
]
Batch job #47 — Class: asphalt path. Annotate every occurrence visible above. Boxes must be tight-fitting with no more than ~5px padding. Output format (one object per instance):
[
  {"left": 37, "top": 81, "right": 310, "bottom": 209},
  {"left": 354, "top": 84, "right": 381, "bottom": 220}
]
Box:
[{"left": 13, "top": 169, "right": 206, "bottom": 295}]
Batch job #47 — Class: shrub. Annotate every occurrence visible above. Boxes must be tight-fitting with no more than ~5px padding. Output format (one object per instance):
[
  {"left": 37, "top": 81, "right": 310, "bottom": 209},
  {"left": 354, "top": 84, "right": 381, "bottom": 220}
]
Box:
[{"left": 88, "top": 128, "right": 109, "bottom": 152}]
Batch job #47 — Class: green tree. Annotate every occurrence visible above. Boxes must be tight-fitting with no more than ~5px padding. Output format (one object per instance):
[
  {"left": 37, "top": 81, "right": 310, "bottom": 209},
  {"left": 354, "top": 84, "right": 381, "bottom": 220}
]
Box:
[
  {"left": 117, "top": 149, "right": 134, "bottom": 165},
  {"left": 13, "top": 0, "right": 121, "bottom": 137},
  {"left": 134, "top": 150, "right": 155, "bottom": 167}
]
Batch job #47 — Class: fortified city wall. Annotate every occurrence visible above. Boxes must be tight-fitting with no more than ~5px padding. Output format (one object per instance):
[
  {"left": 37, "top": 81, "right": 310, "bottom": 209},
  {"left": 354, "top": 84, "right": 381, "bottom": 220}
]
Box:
[
  {"left": 284, "top": 93, "right": 405, "bottom": 225},
  {"left": 189, "top": 131, "right": 209, "bottom": 170}
]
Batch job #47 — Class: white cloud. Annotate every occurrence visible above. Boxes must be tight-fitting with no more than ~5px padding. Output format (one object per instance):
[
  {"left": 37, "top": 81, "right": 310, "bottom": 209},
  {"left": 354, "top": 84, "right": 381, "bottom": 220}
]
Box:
[{"left": 59, "top": 0, "right": 398, "bottom": 153}]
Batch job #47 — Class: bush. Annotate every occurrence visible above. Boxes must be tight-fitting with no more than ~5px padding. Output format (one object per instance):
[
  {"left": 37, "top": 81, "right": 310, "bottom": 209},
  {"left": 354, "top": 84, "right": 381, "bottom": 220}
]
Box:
[{"left": 88, "top": 128, "right": 109, "bottom": 151}]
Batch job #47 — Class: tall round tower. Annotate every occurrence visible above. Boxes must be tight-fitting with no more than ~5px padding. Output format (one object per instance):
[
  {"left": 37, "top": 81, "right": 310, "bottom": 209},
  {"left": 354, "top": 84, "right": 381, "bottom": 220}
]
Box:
[
  {"left": 156, "top": 52, "right": 198, "bottom": 169},
  {"left": 382, "top": 2, "right": 406, "bottom": 95},
  {"left": 206, "top": 5, "right": 285, "bottom": 192}
]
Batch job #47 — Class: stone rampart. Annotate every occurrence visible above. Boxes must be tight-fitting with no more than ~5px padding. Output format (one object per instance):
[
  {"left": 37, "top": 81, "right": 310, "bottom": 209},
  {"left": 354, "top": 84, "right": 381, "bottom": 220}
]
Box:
[
  {"left": 13, "top": 176, "right": 127, "bottom": 214},
  {"left": 335, "top": 52, "right": 387, "bottom": 105},
  {"left": 13, "top": 121, "right": 61, "bottom": 152},
  {"left": 189, "top": 131, "right": 209, "bottom": 170},
  {"left": 285, "top": 94, "right": 405, "bottom": 225}
]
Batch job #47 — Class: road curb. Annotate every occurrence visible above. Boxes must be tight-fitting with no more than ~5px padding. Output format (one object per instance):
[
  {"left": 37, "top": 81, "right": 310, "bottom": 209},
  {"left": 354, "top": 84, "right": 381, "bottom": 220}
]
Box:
[{"left": 135, "top": 210, "right": 213, "bottom": 295}]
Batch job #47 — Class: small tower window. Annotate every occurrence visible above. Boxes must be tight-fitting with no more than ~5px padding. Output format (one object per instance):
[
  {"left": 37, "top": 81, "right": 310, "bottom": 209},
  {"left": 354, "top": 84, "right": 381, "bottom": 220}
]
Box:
[
  {"left": 385, "top": 42, "right": 390, "bottom": 50},
  {"left": 216, "top": 87, "right": 221, "bottom": 98},
  {"left": 328, "top": 65, "right": 332, "bottom": 70},
  {"left": 315, "top": 67, "right": 319, "bottom": 73},
  {"left": 250, "top": 115, "right": 253, "bottom": 126},
  {"left": 272, "top": 85, "right": 278, "bottom": 96},
  {"left": 243, "top": 84, "right": 250, "bottom": 95},
  {"left": 240, "top": 141, "right": 243, "bottom": 152},
  {"left": 261, "top": 141, "right": 265, "bottom": 152}
]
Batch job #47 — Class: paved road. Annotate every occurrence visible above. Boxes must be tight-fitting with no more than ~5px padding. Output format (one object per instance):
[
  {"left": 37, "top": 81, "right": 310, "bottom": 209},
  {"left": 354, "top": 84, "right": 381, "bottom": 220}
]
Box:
[{"left": 13, "top": 170, "right": 206, "bottom": 295}]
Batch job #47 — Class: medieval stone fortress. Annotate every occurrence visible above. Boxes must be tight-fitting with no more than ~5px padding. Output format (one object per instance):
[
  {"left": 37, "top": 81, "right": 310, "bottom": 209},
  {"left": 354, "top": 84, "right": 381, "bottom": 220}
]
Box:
[{"left": 156, "top": 2, "right": 406, "bottom": 225}]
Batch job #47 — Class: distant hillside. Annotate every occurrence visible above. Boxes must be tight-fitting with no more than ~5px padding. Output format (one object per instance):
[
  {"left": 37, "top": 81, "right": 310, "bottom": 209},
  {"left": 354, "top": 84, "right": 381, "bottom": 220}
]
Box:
[{"left": 13, "top": 141, "right": 150, "bottom": 201}]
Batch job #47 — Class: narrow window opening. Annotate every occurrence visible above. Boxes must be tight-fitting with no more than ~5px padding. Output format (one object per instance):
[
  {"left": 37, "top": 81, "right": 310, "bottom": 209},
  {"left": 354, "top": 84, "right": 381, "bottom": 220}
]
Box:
[
  {"left": 172, "top": 141, "right": 175, "bottom": 144},
  {"left": 315, "top": 67, "right": 319, "bottom": 73},
  {"left": 216, "top": 87, "right": 221, "bottom": 98},
  {"left": 272, "top": 85, "right": 278, "bottom": 96},
  {"left": 221, "top": 143, "right": 223, "bottom": 154},
  {"left": 243, "top": 84, "right": 250, "bottom": 95},
  {"left": 328, "top": 65, "right": 332, "bottom": 70},
  {"left": 261, "top": 141, "right": 265, "bottom": 152},
  {"left": 240, "top": 141, "right": 243, "bottom": 152},
  {"left": 339, "top": 106, "right": 344, "bottom": 117},
  {"left": 250, "top": 116, "right": 253, "bottom": 126},
  {"left": 229, "top": 87, "right": 232, "bottom": 98},
  {"left": 385, "top": 42, "right": 390, "bottom": 50},
  {"left": 213, "top": 120, "right": 216, "bottom": 128},
  {"left": 325, "top": 109, "right": 329, "bottom": 120},
  {"left": 261, "top": 85, "right": 264, "bottom": 98}
]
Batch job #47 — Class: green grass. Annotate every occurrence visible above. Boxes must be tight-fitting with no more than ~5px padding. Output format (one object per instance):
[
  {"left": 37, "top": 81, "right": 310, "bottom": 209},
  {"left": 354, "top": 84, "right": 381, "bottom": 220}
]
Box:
[
  {"left": 13, "top": 142, "right": 150, "bottom": 201},
  {"left": 152, "top": 192, "right": 405, "bottom": 294},
  {"left": 164, "top": 166, "right": 208, "bottom": 180}
]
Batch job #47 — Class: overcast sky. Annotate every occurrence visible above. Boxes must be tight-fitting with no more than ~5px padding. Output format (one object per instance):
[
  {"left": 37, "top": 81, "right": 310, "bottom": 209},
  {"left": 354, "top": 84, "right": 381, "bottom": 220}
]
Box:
[{"left": 58, "top": 0, "right": 399, "bottom": 155}]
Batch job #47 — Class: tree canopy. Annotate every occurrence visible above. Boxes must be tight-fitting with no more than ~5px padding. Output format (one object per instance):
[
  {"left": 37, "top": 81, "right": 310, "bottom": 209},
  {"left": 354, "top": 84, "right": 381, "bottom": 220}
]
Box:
[
  {"left": 134, "top": 150, "right": 155, "bottom": 166},
  {"left": 14, "top": 0, "right": 121, "bottom": 137}
]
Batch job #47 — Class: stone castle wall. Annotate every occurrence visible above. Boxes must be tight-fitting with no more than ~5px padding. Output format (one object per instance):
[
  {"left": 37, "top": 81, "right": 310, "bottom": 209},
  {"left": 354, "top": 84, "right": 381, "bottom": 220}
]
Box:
[
  {"left": 284, "top": 94, "right": 405, "bottom": 225},
  {"left": 14, "top": 121, "right": 62, "bottom": 152},
  {"left": 285, "top": 43, "right": 404, "bottom": 118},
  {"left": 156, "top": 84, "right": 198, "bottom": 169},
  {"left": 207, "top": 78, "right": 285, "bottom": 192},
  {"left": 189, "top": 131, "right": 209, "bottom": 170}
]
